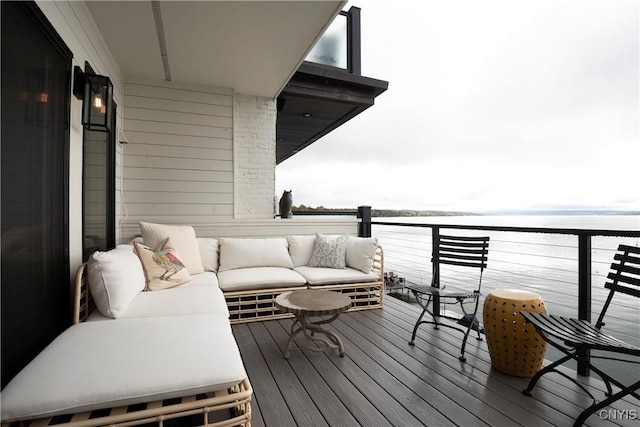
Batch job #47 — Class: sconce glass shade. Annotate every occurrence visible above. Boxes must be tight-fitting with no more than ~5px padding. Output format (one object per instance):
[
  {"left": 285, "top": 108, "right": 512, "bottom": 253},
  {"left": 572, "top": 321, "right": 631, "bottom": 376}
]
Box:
[{"left": 82, "top": 74, "right": 113, "bottom": 132}]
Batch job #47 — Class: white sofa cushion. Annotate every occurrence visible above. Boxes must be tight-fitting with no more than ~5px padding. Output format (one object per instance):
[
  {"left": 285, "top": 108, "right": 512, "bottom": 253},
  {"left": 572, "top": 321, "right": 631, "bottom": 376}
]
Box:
[
  {"left": 218, "top": 267, "right": 306, "bottom": 291},
  {"left": 87, "top": 248, "right": 145, "bottom": 319},
  {"left": 139, "top": 222, "right": 204, "bottom": 275},
  {"left": 181, "top": 271, "right": 220, "bottom": 288},
  {"left": 122, "top": 286, "right": 229, "bottom": 318},
  {"left": 198, "top": 237, "right": 219, "bottom": 272},
  {"left": 295, "top": 266, "right": 380, "bottom": 286},
  {"left": 287, "top": 235, "right": 317, "bottom": 267},
  {"left": 218, "top": 237, "right": 293, "bottom": 271},
  {"left": 346, "top": 236, "right": 379, "bottom": 273},
  {"left": 0, "top": 315, "right": 246, "bottom": 422}
]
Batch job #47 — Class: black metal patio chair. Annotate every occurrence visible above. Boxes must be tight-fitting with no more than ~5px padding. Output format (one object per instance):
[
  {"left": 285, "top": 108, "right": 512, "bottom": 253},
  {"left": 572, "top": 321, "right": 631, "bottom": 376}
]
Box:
[
  {"left": 521, "top": 244, "right": 640, "bottom": 427},
  {"left": 407, "top": 234, "right": 489, "bottom": 361}
]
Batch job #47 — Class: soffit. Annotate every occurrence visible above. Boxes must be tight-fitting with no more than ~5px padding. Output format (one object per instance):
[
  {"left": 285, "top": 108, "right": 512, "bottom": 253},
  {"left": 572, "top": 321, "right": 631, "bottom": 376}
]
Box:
[{"left": 86, "top": 1, "right": 345, "bottom": 98}]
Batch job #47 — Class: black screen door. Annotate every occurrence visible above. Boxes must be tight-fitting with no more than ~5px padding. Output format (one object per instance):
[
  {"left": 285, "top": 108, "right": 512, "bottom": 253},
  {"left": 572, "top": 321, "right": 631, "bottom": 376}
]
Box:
[{"left": 1, "top": 1, "right": 72, "bottom": 387}]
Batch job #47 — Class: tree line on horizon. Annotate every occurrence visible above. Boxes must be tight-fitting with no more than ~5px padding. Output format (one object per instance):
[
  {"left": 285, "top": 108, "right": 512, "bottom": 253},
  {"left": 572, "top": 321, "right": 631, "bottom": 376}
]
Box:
[{"left": 291, "top": 205, "right": 468, "bottom": 217}]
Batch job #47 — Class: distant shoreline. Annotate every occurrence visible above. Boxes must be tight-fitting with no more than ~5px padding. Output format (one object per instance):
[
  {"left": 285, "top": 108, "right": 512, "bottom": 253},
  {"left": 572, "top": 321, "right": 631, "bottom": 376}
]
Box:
[{"left": 291, "top": 206, "right": 640, "bottom": 218}]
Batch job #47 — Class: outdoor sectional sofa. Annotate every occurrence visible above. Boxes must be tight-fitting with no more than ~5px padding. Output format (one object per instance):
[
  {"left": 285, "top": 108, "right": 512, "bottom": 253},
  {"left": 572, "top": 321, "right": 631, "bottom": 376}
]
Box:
[{"left": 1, "top": 223, "right": 383, "bottom": 426}]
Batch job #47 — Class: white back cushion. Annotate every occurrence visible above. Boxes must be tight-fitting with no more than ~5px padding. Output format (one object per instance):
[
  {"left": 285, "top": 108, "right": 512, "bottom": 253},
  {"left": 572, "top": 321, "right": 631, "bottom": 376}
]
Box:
[
  {"left": 218, "top": 237, "right": 293, "bottom": 271},
  {"left": 287, "top": 235, "right": 317, "bottom": 267},
  {"left": 87, "top": 248, "right": 145, "bottom": 318},
  {"left": 198, "top": 238, "right": 219, "bottom": 272},
  {"left": 139, "top": 222, "right": 204, "bottom": 274},
  {"left": 346, "top": 236, "right": 379, "bottom": 273}
]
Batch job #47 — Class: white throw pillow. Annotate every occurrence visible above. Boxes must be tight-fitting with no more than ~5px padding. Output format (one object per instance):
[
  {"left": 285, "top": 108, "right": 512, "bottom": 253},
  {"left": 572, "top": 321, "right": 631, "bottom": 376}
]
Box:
[
  {"left": 218, "top": 237, "right": 293, "bottom": 271},
  {"left": 198, "top": 237, "right": 219, "bottom": 272},
  {"left": 308, "top": 233, "right": 348, "bottom": 269},
  {"left": 139, "top": 222, "right": 204, "bottom": 274},
  {"left": 346, "top": 236, "right": 379, "bottom": 273},
  {"left": 87, "top": 248, "right": 146, "bottom": 318},
  {"left": 287, "top": 235, "right": 317, "bottom": 267}
]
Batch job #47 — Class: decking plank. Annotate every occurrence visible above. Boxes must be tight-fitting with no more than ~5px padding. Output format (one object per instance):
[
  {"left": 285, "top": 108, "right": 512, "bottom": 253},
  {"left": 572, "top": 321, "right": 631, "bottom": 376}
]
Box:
[
  {"left": 232, "top": 323, "right": 292, "bottom": 427},
  {"left": 231, "top": 297, "right": 637, "bottom": 427},
  {"left": 348, "top": 308, "right": 559, "bottom": 427},
  {"left": 246, "top": 321, "right": 329, "bottom": 427},
  {"left": 330, "top": 315, "right": 481, "bottom": 427},
  {"left": 380, "top": 297, "right": 635, "bottom": 427},
  {"left": 262, "top": 320, "right": 361, "bottom": 427},
  {"left": 279, "top": 317, "right": 424, "bottom": 427}
]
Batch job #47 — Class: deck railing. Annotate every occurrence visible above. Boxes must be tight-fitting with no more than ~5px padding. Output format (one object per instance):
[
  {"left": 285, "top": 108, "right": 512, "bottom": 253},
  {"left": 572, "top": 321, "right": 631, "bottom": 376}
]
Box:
[
  {"left": 285, "top": 207, "right": 639, "bottom": 375},
  {"left": 369, "top": 218, "right": 640, "bottom": 376}
]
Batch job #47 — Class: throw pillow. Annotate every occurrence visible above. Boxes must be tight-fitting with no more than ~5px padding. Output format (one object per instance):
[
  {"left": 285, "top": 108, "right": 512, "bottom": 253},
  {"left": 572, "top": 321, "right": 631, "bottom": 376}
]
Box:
[
  {"left": 308, "top": 233, "right": 348, "bottom": 269},
  {"left": 87, "top": 248, "right": 146, "bottom": 318},
  {"left": 139, "top": 222, "right": 204, "bottom": 274},
  {"left": 134, "top": 239, "right": 192, "bottom": 291},
  {"left": 346, "top": 236, "right": 379, "bottom": 273}
]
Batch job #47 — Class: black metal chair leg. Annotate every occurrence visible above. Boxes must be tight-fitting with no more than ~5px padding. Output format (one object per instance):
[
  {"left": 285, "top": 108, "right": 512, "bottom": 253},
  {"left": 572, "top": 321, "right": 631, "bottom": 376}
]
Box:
[
  {"left": 523, "top": 354, "right": 574, "bottom": 396},
  {"left": 409, "top": 306, "right": 428, "bottom": 346},
  {"left": 573, "top": 379, "right": 640, "bottom": 427},
  {"left": 459, "top": 321, "right": 473, "bottom": 361}
]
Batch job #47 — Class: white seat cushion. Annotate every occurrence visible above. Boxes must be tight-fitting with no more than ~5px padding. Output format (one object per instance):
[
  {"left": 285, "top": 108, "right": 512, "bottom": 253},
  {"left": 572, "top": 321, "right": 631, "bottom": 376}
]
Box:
[
  {"left": 0, "top": 315, "right": 245, "bottom": 422},
  {"left": 180, "top": 271, "right": 220, "bottom": 288},
  {"left": 218, "top": 267, "right": 306, "bottom": 291},
  {"left": 294, "top": 266, "right": 380, "bottom": 286},
  {"left": 122, "top": 287, "right": 229, "bottom": 318}
]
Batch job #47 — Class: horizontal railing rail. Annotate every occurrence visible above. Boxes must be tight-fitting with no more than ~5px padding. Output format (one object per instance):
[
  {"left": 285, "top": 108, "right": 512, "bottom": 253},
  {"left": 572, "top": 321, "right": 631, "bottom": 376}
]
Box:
[{"left": 369, "top": 219, "right": 640, "bottom": 376}]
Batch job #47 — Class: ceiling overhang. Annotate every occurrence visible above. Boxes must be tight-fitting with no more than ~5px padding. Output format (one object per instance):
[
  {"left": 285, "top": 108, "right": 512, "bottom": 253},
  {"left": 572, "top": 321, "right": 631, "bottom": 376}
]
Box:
[
  {"left": 276, "top": 62, "right": 388, "bottom": 164},
  {"left": 85, "top": 1, "right": 345, "bottom": 98}
]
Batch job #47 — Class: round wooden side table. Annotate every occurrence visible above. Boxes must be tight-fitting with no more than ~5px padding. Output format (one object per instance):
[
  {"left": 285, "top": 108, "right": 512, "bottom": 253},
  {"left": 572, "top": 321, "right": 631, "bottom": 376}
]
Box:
[
  {"left": 275, "top": 289, "right": 351, "bottom": 358},
  {"left": 483, "top": 289, "right": 548, "bottom": 377}
]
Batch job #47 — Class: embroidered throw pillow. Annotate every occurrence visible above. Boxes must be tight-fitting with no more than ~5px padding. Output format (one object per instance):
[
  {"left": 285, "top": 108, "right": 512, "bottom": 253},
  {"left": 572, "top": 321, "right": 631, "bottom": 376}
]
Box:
[
  {"left": 308, "top": 233, "right": 348, "bottom": 269},
  {"left": 134, "top": 239, "right": 192, "bottom": 291},
  {"left": 139, "top": 222, "right": 204, "bottom": 274}
]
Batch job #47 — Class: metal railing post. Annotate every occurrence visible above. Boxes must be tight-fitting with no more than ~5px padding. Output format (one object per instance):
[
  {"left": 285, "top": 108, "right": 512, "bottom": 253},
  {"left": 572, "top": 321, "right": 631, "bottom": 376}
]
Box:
[
  {"left": 357, "top": 206, "right": 371, "bottom": 237},
  {"left": 432, "top": 227, "right": 441, "bottom": 316},
  {"left": 577, "top": 234, "right": 592, "bottom": 376}
]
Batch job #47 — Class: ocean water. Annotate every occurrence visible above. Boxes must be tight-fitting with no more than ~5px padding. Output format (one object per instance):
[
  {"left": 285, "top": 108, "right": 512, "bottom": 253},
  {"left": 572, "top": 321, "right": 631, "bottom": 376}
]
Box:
[{"left": 371, "top": 215, "right": 640, "bottom": 378}]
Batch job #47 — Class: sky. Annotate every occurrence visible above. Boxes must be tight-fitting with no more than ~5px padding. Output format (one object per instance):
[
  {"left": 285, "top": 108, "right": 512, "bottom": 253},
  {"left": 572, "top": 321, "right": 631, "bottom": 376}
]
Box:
[{"left": 275, "top": 0, "right": 639, "bottom": 213}]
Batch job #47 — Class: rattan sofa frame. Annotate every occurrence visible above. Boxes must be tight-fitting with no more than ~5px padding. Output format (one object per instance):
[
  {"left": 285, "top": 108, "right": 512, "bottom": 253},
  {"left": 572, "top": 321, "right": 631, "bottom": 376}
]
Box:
[{"left": 224, "top": 245, "right": 385, "bottom": 324}]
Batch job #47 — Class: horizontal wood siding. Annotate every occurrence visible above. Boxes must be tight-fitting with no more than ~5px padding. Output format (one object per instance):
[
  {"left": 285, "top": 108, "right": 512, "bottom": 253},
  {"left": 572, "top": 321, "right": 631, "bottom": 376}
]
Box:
[{"left": 121, "top": 78, "right": 234, "bottom": 233}]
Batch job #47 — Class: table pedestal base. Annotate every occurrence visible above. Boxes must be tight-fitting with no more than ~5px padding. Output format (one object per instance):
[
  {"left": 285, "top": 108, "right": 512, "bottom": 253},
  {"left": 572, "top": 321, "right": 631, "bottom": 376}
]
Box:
[{"left": 283, "top": 314, "right": 345, "bottom": 358}]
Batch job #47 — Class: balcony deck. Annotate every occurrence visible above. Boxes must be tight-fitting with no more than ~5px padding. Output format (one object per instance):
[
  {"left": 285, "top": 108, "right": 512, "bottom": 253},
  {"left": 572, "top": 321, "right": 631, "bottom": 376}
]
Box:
[{"left": 231, "top": 296, "right": 637, "bottom": 427}]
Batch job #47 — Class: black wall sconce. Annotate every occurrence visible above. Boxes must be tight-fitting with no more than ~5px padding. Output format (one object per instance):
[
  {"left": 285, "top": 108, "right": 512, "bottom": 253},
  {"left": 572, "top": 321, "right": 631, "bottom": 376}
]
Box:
[{"left": 73, "top": 64, "right": 113, "bottom": 132}]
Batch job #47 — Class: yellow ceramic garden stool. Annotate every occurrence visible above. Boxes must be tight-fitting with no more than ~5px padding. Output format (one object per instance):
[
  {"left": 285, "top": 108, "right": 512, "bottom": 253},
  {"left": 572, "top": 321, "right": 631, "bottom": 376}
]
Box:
[{"left": 483, "top": 289, "right": 548, "bottom": 377}]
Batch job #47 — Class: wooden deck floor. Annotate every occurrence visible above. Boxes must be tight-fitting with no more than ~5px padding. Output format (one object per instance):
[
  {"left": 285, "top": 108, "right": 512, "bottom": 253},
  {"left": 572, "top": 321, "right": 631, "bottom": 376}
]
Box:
[{"left": 231, "top": 296, "right": 638, "bottom": 427}]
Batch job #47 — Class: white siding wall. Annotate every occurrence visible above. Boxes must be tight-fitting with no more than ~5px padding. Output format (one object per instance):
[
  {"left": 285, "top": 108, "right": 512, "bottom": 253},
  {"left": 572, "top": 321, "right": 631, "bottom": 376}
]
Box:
[
  {"left": 35, "top": 0, "right": 124, "bottom": 278},
  {"left": 234, "top": 94, "right": 277, "bottom": 219},
  {"left": 120, "top": 78, "right": 234, "bottom": 238},
  {"left": 37, "top": 1, "right": 354, "bottom": 256}
]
